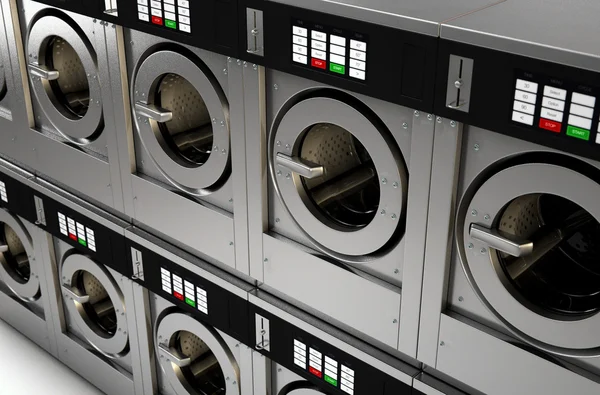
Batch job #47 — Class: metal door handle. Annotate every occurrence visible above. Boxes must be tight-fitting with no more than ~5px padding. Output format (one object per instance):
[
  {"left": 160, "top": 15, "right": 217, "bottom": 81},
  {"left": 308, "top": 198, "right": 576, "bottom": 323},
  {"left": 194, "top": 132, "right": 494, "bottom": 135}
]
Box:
[
  {"left": 0, "top": 244, "right": 8, "bottom": 253},
  {"left": 61, "top": 285, "right": 90, "bottom": 304},
  {"left": 469, "top": 223, "right": 533, "bottom": 257},
  {"left": 135, "top": 102, "right": 173, "bottom": 123},
  {"left": 275, "top": 153, "right": 324, "bottom": 179},
  {"left": 29, "top": 64, "right": 59, "bottom": 81},
  {"left": 158, "top": 344, "right": 191, "bottom": 367}
]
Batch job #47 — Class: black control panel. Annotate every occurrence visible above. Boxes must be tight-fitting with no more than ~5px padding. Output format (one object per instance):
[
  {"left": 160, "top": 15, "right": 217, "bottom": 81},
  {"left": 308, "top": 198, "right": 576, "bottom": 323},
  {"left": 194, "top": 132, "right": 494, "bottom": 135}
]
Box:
[
  {"left": 249, "top": 303, "right": 412, "bottom": 395},
  {"left": 31, "top": 0, "right": 118, "bottom": 22},
  {"left": 434, "top": 40, "right": 600, "bottom": 162},
  {"left": 0, "top": 172, "right": 37, "bottom": 225},
  {"left": 126, "top": 239, "right": 250, "bottom": 346}
]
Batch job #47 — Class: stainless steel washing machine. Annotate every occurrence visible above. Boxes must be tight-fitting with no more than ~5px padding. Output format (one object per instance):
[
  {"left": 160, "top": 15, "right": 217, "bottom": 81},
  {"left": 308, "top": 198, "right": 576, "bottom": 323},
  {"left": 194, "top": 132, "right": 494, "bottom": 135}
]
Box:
[
  {"left": 0, "top": 160, "right": 57, "bottom": 356},
  {"left": 17, "top": 0, "right": 127, "bottom": 213},
  {"left": 124, "top": 228, "right": 256, "bottom": 394},
  {"left": 115, "top": 27, "right": 249, "bottom": 278},
  {"left": 419, "top": 1, "right": 600, "bottom": 394},
  {"left": 29, "top": 179, "right": 145, "bottom": 395},
  {"left": 249, "top": 290, "right": 419, "bottom": 395},
  {"left": 412, "top": 373, "right": 468, "bottom": 395},
  {"left": 242, "top": 0, "right": 500, "bottom": 358}
]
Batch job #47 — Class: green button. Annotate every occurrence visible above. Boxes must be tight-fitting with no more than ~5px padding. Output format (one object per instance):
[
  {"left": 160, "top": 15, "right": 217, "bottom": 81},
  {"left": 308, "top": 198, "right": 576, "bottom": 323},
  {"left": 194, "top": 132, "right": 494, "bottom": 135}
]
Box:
[
  {"left": 329, "top": 63, "right": 345, "bottom": 75},
  {"left": 185, "top": 298, "right": 196, "bottom": 307},
  {"left": 566, "top": 125, "right": 590, "bottom": 141},
  {"left": 324, "top": 375, "right": 337, "bottom": 386},
  {"left": 78, "top": 238, "right": 87, "bottom": 247},
  {"left": 165, "top": 19, "right": 177, "bottom": 29}
]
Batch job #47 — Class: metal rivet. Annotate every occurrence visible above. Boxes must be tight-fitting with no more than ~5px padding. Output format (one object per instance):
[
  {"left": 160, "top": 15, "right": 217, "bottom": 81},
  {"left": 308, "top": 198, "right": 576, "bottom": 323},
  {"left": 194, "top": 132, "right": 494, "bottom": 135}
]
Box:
[
  {"left": 436, "top": 116, "right": 442, "bottom": 123},
  {"left": 467, "top": 243, "right": 474, "bottom": 250},
  {"left": 222, "top": 149, "right": 227, "bottom": 154},
  {"left": 229, "top": 241, "right": 234, "bottom": 246},
  {"left": 473, "top": 143, "right": 480, "bottom": 151},
  {"left": 285, "top": 144, "right": 290, "bottom": 150},
  {"left": 275, "top": 218, "right": 280, "bottom": 223},
  {"left": 380, "top": 210, "right": 386, "bottom": 216},
  {"left": 484, "top": 214, "right": 490, "bottom": 221},
  {"left": 273, "top": 84, "right": 279, "bottom": 90},
  {"left": 227, "top": 57, "right": 232, "bottom": 63},
  {"left": 394, "top": 269, "right": 399, "bottom": 274},
  {"left": 458, "top": 296, "right": 464, "bottom": 302},
  {"left": 392, "top": 182, "right": 398, "bottom": 188},
  {"left": 391, "top": 214, "right": 397, "bottom": 220},
  {"left": 286, "top": 173, "right": 291, "bottom": 179},
  {"left": 471, "top": 210, "right": 478, "bottom": 216},
  {"left": 454, "top": 80, "right": 463, "bottom": 89},
  {"left": 223, "top": 69, "right": 228, "bottom": 75},
  {"left": 276, "top": 141, "right": 281, "bottom": 146},
  {"left": 229, "top": 198, "right": 233, "bottom": 203},
  {"left": 440, "top": 341, "right": 445, "bottom": 346},
  {"left": 393, "top": 319, "right": 398, "bottom": 324},
  {"left": 381, "top": 178, "right": 387, "bottom": 184},
  {"left": 450, "top": 120, "right": 457, "bottom": 127},
  {"left": 237, "top": 59, "right": 241, "bottom": 65},
  {"left": 402, "top": 122, "right": 408, "bottom": 129},
  {"left": 264, "top": 258, "right": 268, "bottom": 262},
  {"left": 427, "top": 114, "right": 433, "bottom": 121},
  {"left": 414, "top": 110, "right": 420, "bottom": 117},
  {"left": 480, "top": 248, "right": 487, "bottom": 254},
  {"left": 276, "top": 170, "right": 282, "bottom": 176}
]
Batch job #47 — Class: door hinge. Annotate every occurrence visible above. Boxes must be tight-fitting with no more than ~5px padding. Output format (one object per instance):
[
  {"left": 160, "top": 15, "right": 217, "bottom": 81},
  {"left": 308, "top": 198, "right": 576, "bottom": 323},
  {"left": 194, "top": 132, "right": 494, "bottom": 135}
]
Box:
[
  {"left": 255, "top": 313, "right": 270, "bottom": 351},
  {"left": 34, "top": 196, "right": 46, "bottom": 226},
  {"left": 131, "top": 247, "right": 144, "bottom": 281}
]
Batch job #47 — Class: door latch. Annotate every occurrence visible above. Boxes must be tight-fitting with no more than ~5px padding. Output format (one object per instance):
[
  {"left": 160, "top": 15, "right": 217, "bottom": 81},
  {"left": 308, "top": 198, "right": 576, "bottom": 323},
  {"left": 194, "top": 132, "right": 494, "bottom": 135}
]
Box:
[
  {"left": 131, "top": 247, "right": 144, "bottom": 281},
  {"left": 34, "top": 196, "right": 46, "bottom": 226},
  {"left": 445, "top": 55, "right": 474, "bottom": 113},
  {"left": 255, "top": 313, "right": 270, "bottom": 351},
  {"left": 246, "top": 8, "right": 264, "bottom": 57}
]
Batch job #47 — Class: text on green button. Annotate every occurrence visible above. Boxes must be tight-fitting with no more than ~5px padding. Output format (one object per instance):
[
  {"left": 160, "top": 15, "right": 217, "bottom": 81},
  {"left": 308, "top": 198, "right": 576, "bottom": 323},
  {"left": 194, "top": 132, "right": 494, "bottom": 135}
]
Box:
[
  {"left": 566, "top": 125, "right": 590, "bottom": 141},
  {"left": 324, "top": 375, "right": 337, "bottom": 386},
  {"left": 329, "top": 63, "right": 345, "bottom": 74},
  {"left": 165, "top": 19, "right": 177, "bottom": 29}
]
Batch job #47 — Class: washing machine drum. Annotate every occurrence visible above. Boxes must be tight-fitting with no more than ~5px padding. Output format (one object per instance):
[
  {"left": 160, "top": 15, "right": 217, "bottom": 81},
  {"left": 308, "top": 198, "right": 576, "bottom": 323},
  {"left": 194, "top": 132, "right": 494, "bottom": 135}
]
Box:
[
  {"left": 279, "top": 381, "right": 328, "bottom": 394},
  {"left": 61, "top": 253, "right": 129, "bottom": 357},
  {"left": 0, "top": 213, "right": 40, "bottom": 301},
  {"left": 156, "top": 312, "right": 240, "bottom": 395},
  {"left": 271, "top": 95, "right": 407, "bottom": 257},
  {"left": 133, "top": 50, "right": 230, "bottom": 195},
  {"left": 27, "top": 14, "right": 103, "bottom": 144},
  {"left": 459, "top": 162, "right": 600, "bottom": 355}
]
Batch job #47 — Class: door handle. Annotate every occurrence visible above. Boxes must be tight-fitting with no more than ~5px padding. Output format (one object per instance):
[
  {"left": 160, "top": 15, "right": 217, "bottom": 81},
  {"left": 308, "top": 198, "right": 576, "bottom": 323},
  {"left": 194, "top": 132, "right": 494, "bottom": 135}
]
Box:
[
  {"left": 135, "top": 102, "right": 173, "bottom": 123},
  {"left": 469, "top": 223, "right": 533, "bottom": 257},
  {"left": 158, "top": 343, "right": 192, "bottom": 367},
  {"left": 61, "top": 285, "right": 90, "bottom": 304},
  {"left": 275, "top": 153, "right": 324, "bottom": 179},
  {"left": 29, "top": 64, "right": 59, "bottom": 81}
]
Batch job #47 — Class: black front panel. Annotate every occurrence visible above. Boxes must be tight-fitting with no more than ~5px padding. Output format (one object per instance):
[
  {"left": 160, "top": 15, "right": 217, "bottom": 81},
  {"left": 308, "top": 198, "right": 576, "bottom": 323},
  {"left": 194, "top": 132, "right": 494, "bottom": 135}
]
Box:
[
  {"left": 249, "top": 304, "right": 412, "bottom": 395},
  {"left": 32, "top": 0, "right": 116, "bottom": 22},
  {"left": 0, "top": 173, "right": 37, "bottom": 224},
  {"left": 241, "top": 1, "right": 438, "bottom": 112},
  {"left": 32, "top": 194, "right": 128, "bottom": 276},
  {"left": 435, "top": 40, "right": 600, "bottom": 162},
  {"left": 126, "top": 240, "right": 250, "bottom": 345}
]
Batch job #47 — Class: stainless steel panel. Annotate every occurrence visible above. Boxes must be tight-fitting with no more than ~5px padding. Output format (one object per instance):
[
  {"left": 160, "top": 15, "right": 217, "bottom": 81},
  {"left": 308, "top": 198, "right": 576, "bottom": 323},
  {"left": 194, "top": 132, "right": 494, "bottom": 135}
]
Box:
[
  {"left": 130, "top": 283, "right": 157, "bottom": 395},
  {"left": 436, "top": 314, "right": 600, "bottom": 395},
  {"left": 262, "top": 234, "right": 402, "bottom": 349}
]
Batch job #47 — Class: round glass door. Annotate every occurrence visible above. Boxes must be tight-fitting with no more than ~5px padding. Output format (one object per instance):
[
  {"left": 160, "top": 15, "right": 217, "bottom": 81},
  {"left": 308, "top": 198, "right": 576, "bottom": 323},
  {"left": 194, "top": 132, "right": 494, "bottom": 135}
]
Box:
[
  {"left": 156, "top": 312, "right": 240, "bottom": 395},
  {"left": 61, "top": 254, "right": 129, "bottom": 357},
  {"left": 133, "top": 50, "right": 230, "bottom": 195},
  {"left": 27, "top": 15, "right": 103, "bottom": 143},
  {"left": 270, "top": 95, "right": 407, "bottom": 257},
  {"left": 458, "top": 161, "right": 600, "bottom": 355}
]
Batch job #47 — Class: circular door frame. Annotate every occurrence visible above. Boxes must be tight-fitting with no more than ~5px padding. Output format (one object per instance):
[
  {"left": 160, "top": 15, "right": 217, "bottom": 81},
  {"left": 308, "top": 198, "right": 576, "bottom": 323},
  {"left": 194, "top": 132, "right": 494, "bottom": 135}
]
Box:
[
  {"left": 27, "top": 15, "right": 103, "bottom": 144},
  {"left": 132, "top": 50, "right": 230, "bottom": 193},
  {"left": 459, "top": 163, "right": 600, "bottom": 355},
  {"left": 0, "top": 211, "right": 40, "bottom": 301},
  {"left": 156, "top": 312, "right": 240, "bottom": 395},
  {"left": 61, "top": 253, "right": 129, "bottom": 356},
  {"left": 270, "top": 96, "right": 407, "bottom": 257},
  {"left": 279, "top": 381, "right": 327, "bottom": 394}
]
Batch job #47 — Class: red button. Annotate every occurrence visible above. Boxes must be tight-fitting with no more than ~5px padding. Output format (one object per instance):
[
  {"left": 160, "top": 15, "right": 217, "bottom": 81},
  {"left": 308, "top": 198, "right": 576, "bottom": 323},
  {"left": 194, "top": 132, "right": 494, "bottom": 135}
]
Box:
[
  {"left": 151, "top": 16, "right": 163, "bottom": 25},
  {"left": 69, "top": 233, "right": 77, "bottom": 241},
  {"left": 309, "top": 366, "right": 322, "bottom": 378},
  {"left": 173, "top": 291, "right": 184, "bottom": 301},
  {"left": 311, "top": 58, "right": 326, "bottom": 70},
  {"left": 539, "top": 118, "right": 561, "bottom": 133}
]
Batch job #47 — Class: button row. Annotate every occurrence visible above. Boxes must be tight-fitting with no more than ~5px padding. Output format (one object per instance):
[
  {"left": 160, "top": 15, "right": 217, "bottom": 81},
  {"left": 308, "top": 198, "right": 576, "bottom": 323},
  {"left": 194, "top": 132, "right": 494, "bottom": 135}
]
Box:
[
  {"left": 566, "top": 91, "right": 596, "bottom": 141},
  {"left": 292, "top": 25, "right": 309, "bottom": 65},
  {"left": 512, "top": 79, "right": 539, "bottom": 126},
  {"left": 137, "top": 0, "right": 190, "bottom": 33}
]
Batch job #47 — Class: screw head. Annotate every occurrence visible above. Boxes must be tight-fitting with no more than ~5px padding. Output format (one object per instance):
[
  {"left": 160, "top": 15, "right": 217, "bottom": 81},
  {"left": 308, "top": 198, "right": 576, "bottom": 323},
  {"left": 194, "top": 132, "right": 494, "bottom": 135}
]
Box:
[
  {"left": 264, "top": 258, "right": 268, "bottom": 262},
  {"left": 480, "top": 248, "right": 487, "bottom": 254},
  {"left": 285, "top": 173, "right": 291, "bottom": 179},
  {"left": 381, "top": 178, "right": 387, "bottom": 184},
  {"left": 393, "top": 319, "right": 398, "bottom": 324},
  {"left": 450, "top": 120, "right": 457, "bottom": 127},
  {"left": 440, "top": 341, "right": 445, "bottom": 346},
  {"left": 276, "top": 140, "right": 281, "bottom": 146},
  {"left": 436, "top": 116, "right": 442, "bottom": 123},
  {"left": 458, "top": 296, "right": 464, "bottom": 302},
  {"left": 223, "top": 68, "right": 228, "bottom": 75},
  {"left": 253, "top": 64, "right": 258, "bottom": 70},
  {"left": 467, "top": 243, "right": 474, "bottom": 250},
  {"left": 276, "top": 170, "right": 282, "bottom": 176},
  {"left": 414, "top": 110, "right": 420, "bottom": 117},
  {"left": 273, "top": 84, "right": 279, "bottom": 90},
  {"left": 471, "top": 210, "right": 478, "bottom": 216},
  {"left": 474, "top": 143, "right": 480, "bottom": 151},
  {"left": 402, "top": 122, "right": 408, "bottom": 129},
  {"left": 392, "top": 182, "right": 398, "bottom": 188},
  {"left": 394, "top": 269, "right": 399, "bottom": 274},
  {"left": 229, "top": 241, "right": 234, "bottom": 246},
  {"left": 427, "top": 114, "right": 433, "bottom": 121},
  {"left": 391, "top": 214, "right": 397, "bottom": 220},
  {"left": 275, "top": 218, "right": 280, "bottom": 223},
  {"left": 236, "top": 59, "right": 242, "bottom": 65},
  {"left": 484, "top": 214, "right": 491, "bottom": 221},
  {"left": 380, "top": 210, "right": 386, "bottom": 216},
  {"left": 454, "top": 79, "right": 463, "bottom": 89}
]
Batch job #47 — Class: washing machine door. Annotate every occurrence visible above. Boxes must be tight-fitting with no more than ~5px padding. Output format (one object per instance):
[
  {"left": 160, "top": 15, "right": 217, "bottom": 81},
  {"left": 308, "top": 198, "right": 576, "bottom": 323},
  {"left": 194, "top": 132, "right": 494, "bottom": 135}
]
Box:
[
  {"left": 279, "top": 381, "right": 328, "bottom": 394},
  {"left": 156, "top": 312, "right": 240, "bottom": 395},
  {"left": 60, "top": 253, "right": 129, "bottom": 357},
  {"left": 132, "top": 50, "right": 230, "bottom": 195},
  {"left": 27, "top": 14, "right": 103, "bottom": 144},
  {"left": 0, "top": 211, "right": 40, "bottom": 301},
  {"left": 459, "top": 162, "right": 600, "bottom": 355},
  {"left": 271, "top": 95, "right": 407, "bottom": 257}
]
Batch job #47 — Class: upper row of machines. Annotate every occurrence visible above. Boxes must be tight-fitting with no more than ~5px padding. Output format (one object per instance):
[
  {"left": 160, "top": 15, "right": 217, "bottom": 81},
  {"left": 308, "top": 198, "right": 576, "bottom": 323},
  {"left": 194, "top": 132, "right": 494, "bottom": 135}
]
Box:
[{"left": 0, "top": 0, "right": 600, "bottom": 394}]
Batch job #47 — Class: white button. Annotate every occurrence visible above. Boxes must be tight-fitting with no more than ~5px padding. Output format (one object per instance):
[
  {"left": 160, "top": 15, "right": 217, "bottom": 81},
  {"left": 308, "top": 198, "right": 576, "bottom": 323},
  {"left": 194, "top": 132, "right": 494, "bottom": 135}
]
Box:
[
  {"left": 349, "top": 68, "right": 365, "bottom": 80},
  {"left": 513, "top": 100, "right": 535, "bottom": 115},
  {"left": 311, "top": 40, "right": 326, "bottom": 51},
  {"left": 329, "top": 53, "right": 345, "bottom": 66},
  {"left": 163, "top": 3, "right": 175, "bottom": 12},
  {"left": 293, "top": 26, "right": 308, "bottom": 37},
  {"left": 349, "top": 59, "right": 365, "bottom": 71},
  {"left": 516, "top": 79, "right": 538, "bottom": 94},
  {"left": 543, "top": 86, "right": 567, "bottom": 101},
  {"left": 58, "top": 213, "right": 65, "bottom": 220},
  {"left": 349, "top": 49, "right": 366, "bottom": 61},
  {"left": 341, "top": 378, "right": 355, "bottom": 390},
  {"left": 311, "top": 49, "right": 326, "bottom": 60},
  {"left": 293, "top": 53, "right": 308, "bottom": 65},
  {"left": 293, "top": 44, "right": 307, "bottom": 55},
  {"left": 541, "top": 108, "right": 564, "bottom": 122},
  {"left": 350, "top": 39, "right": 367, "bottom": 52},
  {"left": 293, "top": 35, "right": 308, "bottom": 46},
  {"left": 309, "top": 353, "right": 321, "bottom": 365},
  {"left": 512, "top": 111, "right": 534, "bottom": 125},
  {"left": 177, "top": 0, "right": 188, "bottom": 7},
  {"left": 325, "top": 356, "right": 338, "bottom": 367},
  {"left": 572, "top": 92, "right": 596, "bottom": 108},
  {"left": 341, "top": 384, "right": 353, "bottom": 395},
  {"left": 137, "top": 0, "right": 147, "bottom": 4},
  {"left": 596, "top": 134, "right": 600, "bottom": 144},
  {"left": 196, "top": 288, "right": 207, "bottom": 296},
  {"left": 294, "top": 346, "right": 306, "bottom": 356},
  {"left": 138, "top": 5, "right": 148, "bottom": 13},
  {"left": 178, "top": 7, "right": 189, "bottom": 16},
  {"left": 324, "top": 369, "right": 337, "bottom": 380},
  {"left": 570, "top": 103, "right": 594, "bottom": 119},
  {"left": 542, "top": 96, "right": 565, "bottom": 111},
  {"left": 514, "top": 90, "right": 536, "bottom": 104},
  {"left": 150, "top": 0, "right": 161, "bottom": 8},
  {"left": 294, "top": 350, "right": 305, "bottom": 361},
  {"left": 164, "top": 0, "right": 174, "bottom": 4},
  {"left": 179, "top": 23, "right": 191, "bottom": 33},
  {"left": 59, "top": 226, "right": 68, "bottom": 236},
  {"left": 294, "top": 340, "right": 306, "bottom": 350},
  {"left": 161, "top": 268, "right": 170, "bottom": 276},
  {"left": 330, "top": 35, "right": 346, "bottom": 47},
  {"left": 178, "top": 15, "right": 190, "bottom": 24},
  {"left": 568, "top": 114, "right": 592, "bottom": 130},
  {"left": 165, "top": 11, "right": 176, "bottom": 20},
  {"left": 329, "top": 44, "right": 345, "bottom": 56},
  {"left": 309, "top": 359, "right": 322, "bottom": 370},
  {"left": 309, "top": 348, "right": 323, "bottom": 359},
  {"left": 341, "top": 365, "right": 354, "bottom": 376},
  {"left": 151, "top": 8, "right": 162, "bottom": 16},
  {"left": 172, "top": 274, "right": 182, "bottom": 283},
  {"left": 294, "top": 358, "right": 305, "bottom": 368},
  {"left": 312, "top": 31, "right": 327, "bottom": 42}
]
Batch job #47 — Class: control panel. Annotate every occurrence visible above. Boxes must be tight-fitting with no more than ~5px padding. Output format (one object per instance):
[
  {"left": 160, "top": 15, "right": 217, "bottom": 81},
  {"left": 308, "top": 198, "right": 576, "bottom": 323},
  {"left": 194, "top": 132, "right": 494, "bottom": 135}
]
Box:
[
  {"left": 159, "top": 266, "right": 208, "bottom": 314},
  {"left": 136, "top": 0, "right": 191, "bottom": 33},
  {"left": 58, "top": 212, "right": 97, "bottom": 251},
  {"left": 0, "top": 172, "right": 37, "bottom": 224}
]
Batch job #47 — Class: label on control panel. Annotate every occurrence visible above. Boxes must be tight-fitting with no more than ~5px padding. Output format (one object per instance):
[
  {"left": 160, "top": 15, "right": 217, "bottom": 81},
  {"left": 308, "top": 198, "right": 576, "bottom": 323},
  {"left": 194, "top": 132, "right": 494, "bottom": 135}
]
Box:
[
  {"left": 58, "top": 212, "right": 96, "bottom": 251},
  {"left": 161, "top": 267, "right": 208, "bottom": 313},
  {"left": 291, "top": 18, "right": 368, "bottom": 82},
  {"left": 137, "top": 0, "right": 190, "bottom": 33}
]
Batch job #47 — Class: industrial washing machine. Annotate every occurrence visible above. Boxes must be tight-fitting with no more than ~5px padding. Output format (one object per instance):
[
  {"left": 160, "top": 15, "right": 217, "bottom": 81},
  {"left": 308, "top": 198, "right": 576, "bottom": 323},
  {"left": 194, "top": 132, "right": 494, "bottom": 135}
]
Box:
[
  {"left": 0, "top": 160, "right": 57, "bottom": 356},
  {"left": 412, "top": 373, "right": 467, "bottom": 395},
  {"left": 116, "top": 23, "right": 250, "bottom": 278},
  {"left": 124, "top": 227, "right": 256, "bottom": 394},
  {"left": 29, "top": 178, "right": 145, "bottom": 394},
  {"left": 242, "top": 0, "right": 501, "bottom": 358},
  {"left": 16, "top": 0, "right": 127, "bottom": 213},
  {"left": 249, "top": 290, "right": 419, "bottom": 395},
  {"left": 419, "top": 1, "right": 600, "bottom": 394}
]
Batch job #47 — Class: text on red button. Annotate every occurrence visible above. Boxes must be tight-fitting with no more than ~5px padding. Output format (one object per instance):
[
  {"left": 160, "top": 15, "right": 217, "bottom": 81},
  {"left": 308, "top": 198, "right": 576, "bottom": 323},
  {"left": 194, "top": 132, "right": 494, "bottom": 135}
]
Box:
[
  {"left": 311, "top": 58, "right": 326, "bottom": 70},
  {"left": 309, "top": 366, "right": 323, "bottom": 378},
  {"left": 151, "top": 16, "right": 163, "bottom": 25},
  {"left": 539, "top": 118, "right": 562, "bottom": 133}
]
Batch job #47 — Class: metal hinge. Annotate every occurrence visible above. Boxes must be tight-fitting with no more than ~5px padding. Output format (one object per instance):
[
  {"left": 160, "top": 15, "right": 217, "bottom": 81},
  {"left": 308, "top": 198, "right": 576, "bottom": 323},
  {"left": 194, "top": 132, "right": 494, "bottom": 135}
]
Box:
[
  {"left": 34, "top": 196, "right": 46, "bottom": 226},
  {"left": 246, "top": 8, "right": 264, "bottom": 57},
  {"left": 255, "top": 313, "right": 270, "bottom": 351},
  {"left": 131, "top": 247, "right": 144, "bottom": 281},
  {"left": 445, "top": 55, "right": 474, "bottom": 113}
]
